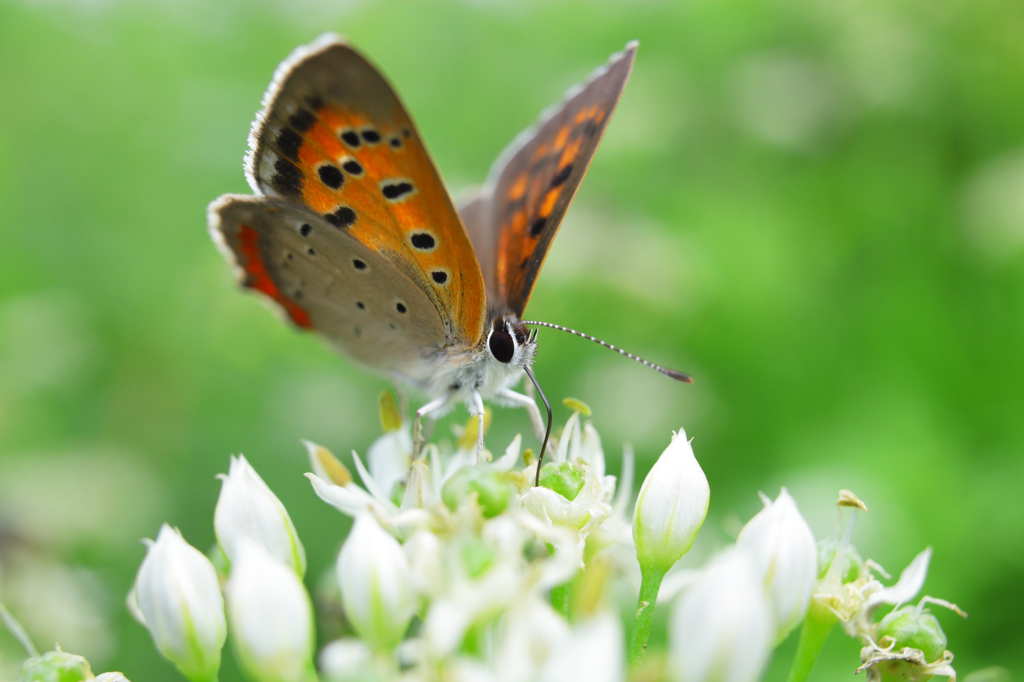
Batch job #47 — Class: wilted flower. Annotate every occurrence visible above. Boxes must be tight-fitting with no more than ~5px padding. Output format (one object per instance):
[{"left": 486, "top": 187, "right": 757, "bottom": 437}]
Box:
[
  {"left": 633, "top": 429, "right": 710, "bottom": 573},
  {"left": 737, "top": 488, "right": 817, "bottom": 641},
  {"left": 215, "top": 454, "right": 306, "bottom": 577},
  {"left": 132, "top": 525, "right": 226, "bottom": 682},
  {"left": 226, "top": 541, "right": 315, "bottom": 682},
  {"left": 337, "top": 513, "right": 416, "bottom": 651},
  {"left": 669, "top": 547, "right": 773, "bottom": 682},
  {"left": 19, "top": 648, "right": 93, "bottom": 682}
]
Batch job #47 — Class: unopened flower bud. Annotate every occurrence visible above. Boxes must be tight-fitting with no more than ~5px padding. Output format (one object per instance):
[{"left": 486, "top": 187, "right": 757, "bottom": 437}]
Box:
[
  {"left": 226, "top": 542, "right": 315, "bottom": 682},
  {"left": 737, "top": 488, "right": 817, "bottom": 641},
  {"left": 20, "top": 649, "right": 92, "bottom": 682},
  {"left": 133, "top": 525, "right": 226, "bottom": 682},
  {"left": 441, "top": 466, "right": 513, "bottom": 518},
  {"left": 215, "top": 455, "right": 306, "bottom": 577},
  {"left": 337, "top": 514, "right": 415, "bottom": 651},
  {"left": 669, "top": 548, "right": 772, "bottom": 682},
  {"left": 633, "top": 429, "right": 710, "bottom": 573},
  {"left": 538, "top": 461, "right": 585, "bottom": 501}
]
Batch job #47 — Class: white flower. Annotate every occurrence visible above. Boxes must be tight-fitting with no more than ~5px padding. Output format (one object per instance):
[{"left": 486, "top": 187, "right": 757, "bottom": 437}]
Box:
[
  {"left": 133, "top": 525, "right": 225, "bottom": 682},
  {"left": 522, "top": 464, "right": 613, "bottom": 568},
  {"left": 318, "top": 638, "right": 373, "bottom": 681},
  {"left": 737, "top": 488, "right": 817, "bottom": 641},
  {"left": 368, "top": 427, "right": 412, "bottom": 501},
  {"left": 226, "top": 541, "right": 314, "bottom": 682},
  {"left": 337, "top": 513, "right": 416, "bottom": 651},
  {"left": 538, "top": 612, "right": 624, "bottom": 682},
  {"left": 633, "top": 429, "right": 710, "bottom": 573},
  {"left": 214, "top": 454, "right": 306, "bottom": 577},
  {"left": 95, "top": 674, "right": 131, "bottom": 682},
  {"left": 669, "top": 547, "right": 773, "bottom": 682},
  {"left": 492, "top": 596, "right": 570, "bottom": 682}
]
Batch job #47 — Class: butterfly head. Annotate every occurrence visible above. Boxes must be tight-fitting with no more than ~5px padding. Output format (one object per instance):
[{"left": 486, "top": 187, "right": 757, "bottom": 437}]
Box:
[{"left": 485, "top": 313, "right": 536, "bottom": 370}]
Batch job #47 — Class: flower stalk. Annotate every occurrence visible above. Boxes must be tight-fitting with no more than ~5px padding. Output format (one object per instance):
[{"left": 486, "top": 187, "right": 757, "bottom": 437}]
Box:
[
  {"left": 627, "top": 564, "right": 668, "bottom": 671},
  {"left": 784, "top": 599, "right": 836, "bottom": 682}
]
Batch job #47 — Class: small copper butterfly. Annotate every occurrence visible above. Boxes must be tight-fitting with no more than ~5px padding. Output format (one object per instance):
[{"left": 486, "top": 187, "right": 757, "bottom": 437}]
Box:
[{"left": 208, "top": 34, "right": 690, "bottom": 478}]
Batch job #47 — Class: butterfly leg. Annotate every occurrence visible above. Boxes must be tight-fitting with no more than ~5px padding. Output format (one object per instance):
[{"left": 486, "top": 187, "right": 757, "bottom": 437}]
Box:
[
  {"left": 495, "top": 388, "right": 546, "bottom": 442},
  {"left": 471, "top": 389, "right": 486, "bottom": 462},
  {"left": 413, "top": 395, "right": 448, "bottom": 460}
]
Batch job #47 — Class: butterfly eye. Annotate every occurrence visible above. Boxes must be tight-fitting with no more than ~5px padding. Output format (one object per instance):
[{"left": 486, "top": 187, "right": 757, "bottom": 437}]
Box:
[{"left": 488, "top": 329, "right": 515, "bottom": 364}]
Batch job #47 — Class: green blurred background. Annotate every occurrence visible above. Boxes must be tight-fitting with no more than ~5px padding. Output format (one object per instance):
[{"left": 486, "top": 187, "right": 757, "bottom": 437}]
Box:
[{"left": 0, "top": 0, "right": 1021, "bottom": 679}]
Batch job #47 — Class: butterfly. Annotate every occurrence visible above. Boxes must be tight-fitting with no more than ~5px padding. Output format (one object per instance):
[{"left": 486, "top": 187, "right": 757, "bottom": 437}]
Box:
[{"left": 209, "top": 34, "right": 689, "bottom": 478}]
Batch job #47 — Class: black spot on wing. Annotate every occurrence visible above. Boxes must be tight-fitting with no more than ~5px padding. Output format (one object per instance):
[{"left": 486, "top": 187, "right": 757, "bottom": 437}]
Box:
[
  {"left": 356, "top": 301, "right": 365, "bottom": 310},
  {"left": 324, "top": 206, "right": 357, "bottom": 228},
  {"left": 340, "top": 129, "right": 361, "bottom": 147},
  {"left": 410, "top": 232, "right": 435, "bottom": 250},
  {"left": 389, "top": 137, "right": 402, "bottom": 149},
  {"left": 530, "top": 217, "right": 547, "bottom": 237},
  {"left": 342, "top": 159, "right": 364, "bottom": 176},
  {"left": 317, "top": 164, "right": 344, "bottom": 190},
  {"left": 289, "top": 109, "right": 316, "bottom": 133},
  {"left": 396, "top": 302, "right": 407, "bottom": 313},
  {"left": 361, "top": 128, "right": 381, "bottom": 144},
  {"left": 551, "top": 163, "right": 573, "bottom": 187},
  {"left": 381, "top": 180, "right": 414, "bottom": 201},
  {"left": 277, "top": 129, "right": 302, "bottom": 161},
  {"left": 272, "top": 158, "right": 303, "bottom": 196},
  {"left": 431, "top": 270, "right": 448, "bottom": 284},
  {"left": 353, "top": 259, "right": 367, "bottom": 270},
  {"left": 300, "top": 224, "right": 312, "bottom": 237}
]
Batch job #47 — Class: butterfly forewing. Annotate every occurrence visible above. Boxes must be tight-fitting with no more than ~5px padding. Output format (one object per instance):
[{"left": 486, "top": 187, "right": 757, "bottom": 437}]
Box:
[
  {"left": 473, "top": 42, "right": 637, "bottom": 316},
  {"left": 247, "top": 34, "right": 486, "bottom": 347},
  {"left": 211, "top": 195, "right": 445, "bottom": 378}
]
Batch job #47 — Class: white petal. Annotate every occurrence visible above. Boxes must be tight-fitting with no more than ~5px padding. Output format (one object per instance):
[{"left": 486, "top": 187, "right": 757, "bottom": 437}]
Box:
[
  {"left": 134, "top": 525, "right": 225, "bottom": 682},
  {"left": 226, "top": 541, "right": 313, "bottom": 682},
  {"left": 214, "top": 455, "right": 306, "bottom": 576},
  {"left": 867, "top": 547, "right": 932, "bottom": 610},
  {"left": 670, "top": 548, "right": 773, "bottom": 682}
]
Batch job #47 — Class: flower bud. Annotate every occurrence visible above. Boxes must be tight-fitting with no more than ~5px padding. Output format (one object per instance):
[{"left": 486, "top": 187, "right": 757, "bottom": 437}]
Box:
[
  {"left": 214, "top": 454, "right": 306, "bottom": 577},
  {"left": 669, "top": 548, "right": 772, "bottom": 682},
  {"left": 19, "top": 649, "right": 92, "bottom": 682},
  {"left": 225, "top": 541, "right": 315, "bottom": 682},
  {"left": 133, "top": 525, "right": 226, "bottom": 682},
  {"left": 441, "top": 466, "right": 513, "bottom": 518},
  {"left": 337, "top": 514, "right": 415, "bottom": 651},
  {"left": 737, "top": 488, "right": 817, "bottom": 641},
  {"left": 633, "top": 430, "right": 710, "bottom": 573}
]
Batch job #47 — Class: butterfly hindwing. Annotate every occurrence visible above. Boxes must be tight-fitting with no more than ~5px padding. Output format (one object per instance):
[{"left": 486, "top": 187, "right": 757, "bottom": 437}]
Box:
[
  {"left": 247, "top": 34, "right": 486, "bottom": 347},
  {"left": 210, "top": 195, "right": 445, "bottom": 378},
  {"left": 468, "top": 42, "right": 637, "bottom": 316}
]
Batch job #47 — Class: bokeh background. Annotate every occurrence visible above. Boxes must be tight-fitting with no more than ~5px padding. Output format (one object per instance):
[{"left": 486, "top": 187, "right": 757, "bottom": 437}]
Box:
[{"left": 1, "top": 0, "right": 1022, "bottom": 679}]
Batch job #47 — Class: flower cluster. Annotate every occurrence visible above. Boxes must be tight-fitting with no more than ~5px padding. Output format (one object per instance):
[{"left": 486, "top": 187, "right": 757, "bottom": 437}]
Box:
[{"left": 4, "top": 393, "right": 970, "bottom": 682}]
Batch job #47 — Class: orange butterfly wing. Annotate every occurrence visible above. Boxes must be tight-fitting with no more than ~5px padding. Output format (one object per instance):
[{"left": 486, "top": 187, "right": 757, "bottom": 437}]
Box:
[
  {"left": 461, "top": 42, "right": 637, "bottom": 317},
  {"left": 247, "top": 34, "right": 486, "bottom": 347}
]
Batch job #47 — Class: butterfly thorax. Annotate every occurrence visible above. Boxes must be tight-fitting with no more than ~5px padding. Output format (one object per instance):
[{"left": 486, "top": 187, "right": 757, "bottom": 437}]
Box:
[{"left": 403, "top": 312, "right": 535, "bottom": 411}]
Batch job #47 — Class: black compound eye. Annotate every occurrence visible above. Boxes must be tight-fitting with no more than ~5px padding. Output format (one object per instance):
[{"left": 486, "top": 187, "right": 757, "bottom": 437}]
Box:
[{"left": 488, "top": 329, "right": 515, "bottom": 363}]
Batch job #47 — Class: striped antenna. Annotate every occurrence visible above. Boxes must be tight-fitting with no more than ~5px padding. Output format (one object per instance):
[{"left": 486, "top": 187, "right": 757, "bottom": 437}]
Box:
[{"left": 522, "top": 320, "right": 694, "bottom": 383}]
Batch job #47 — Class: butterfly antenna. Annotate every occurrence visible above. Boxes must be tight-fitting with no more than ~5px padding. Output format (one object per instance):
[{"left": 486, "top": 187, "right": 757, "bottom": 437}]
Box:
[
  {"left": 524, "top": 366, "right": 552, "bottom": 487},
  {"left": 522, "top": 320, "right": 694, "bottom": 383}
]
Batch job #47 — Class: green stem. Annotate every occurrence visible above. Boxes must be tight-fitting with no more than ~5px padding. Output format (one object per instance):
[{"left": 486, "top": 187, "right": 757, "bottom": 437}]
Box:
[
  {"left": 785, "top": 601, "right": 837, "bottom": 682},
  {"left": 550, "top": 582, "right": 571, "bottom": 619},
  {"left": 628, "top": 565, "right": 667, "bottom": 672}
]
